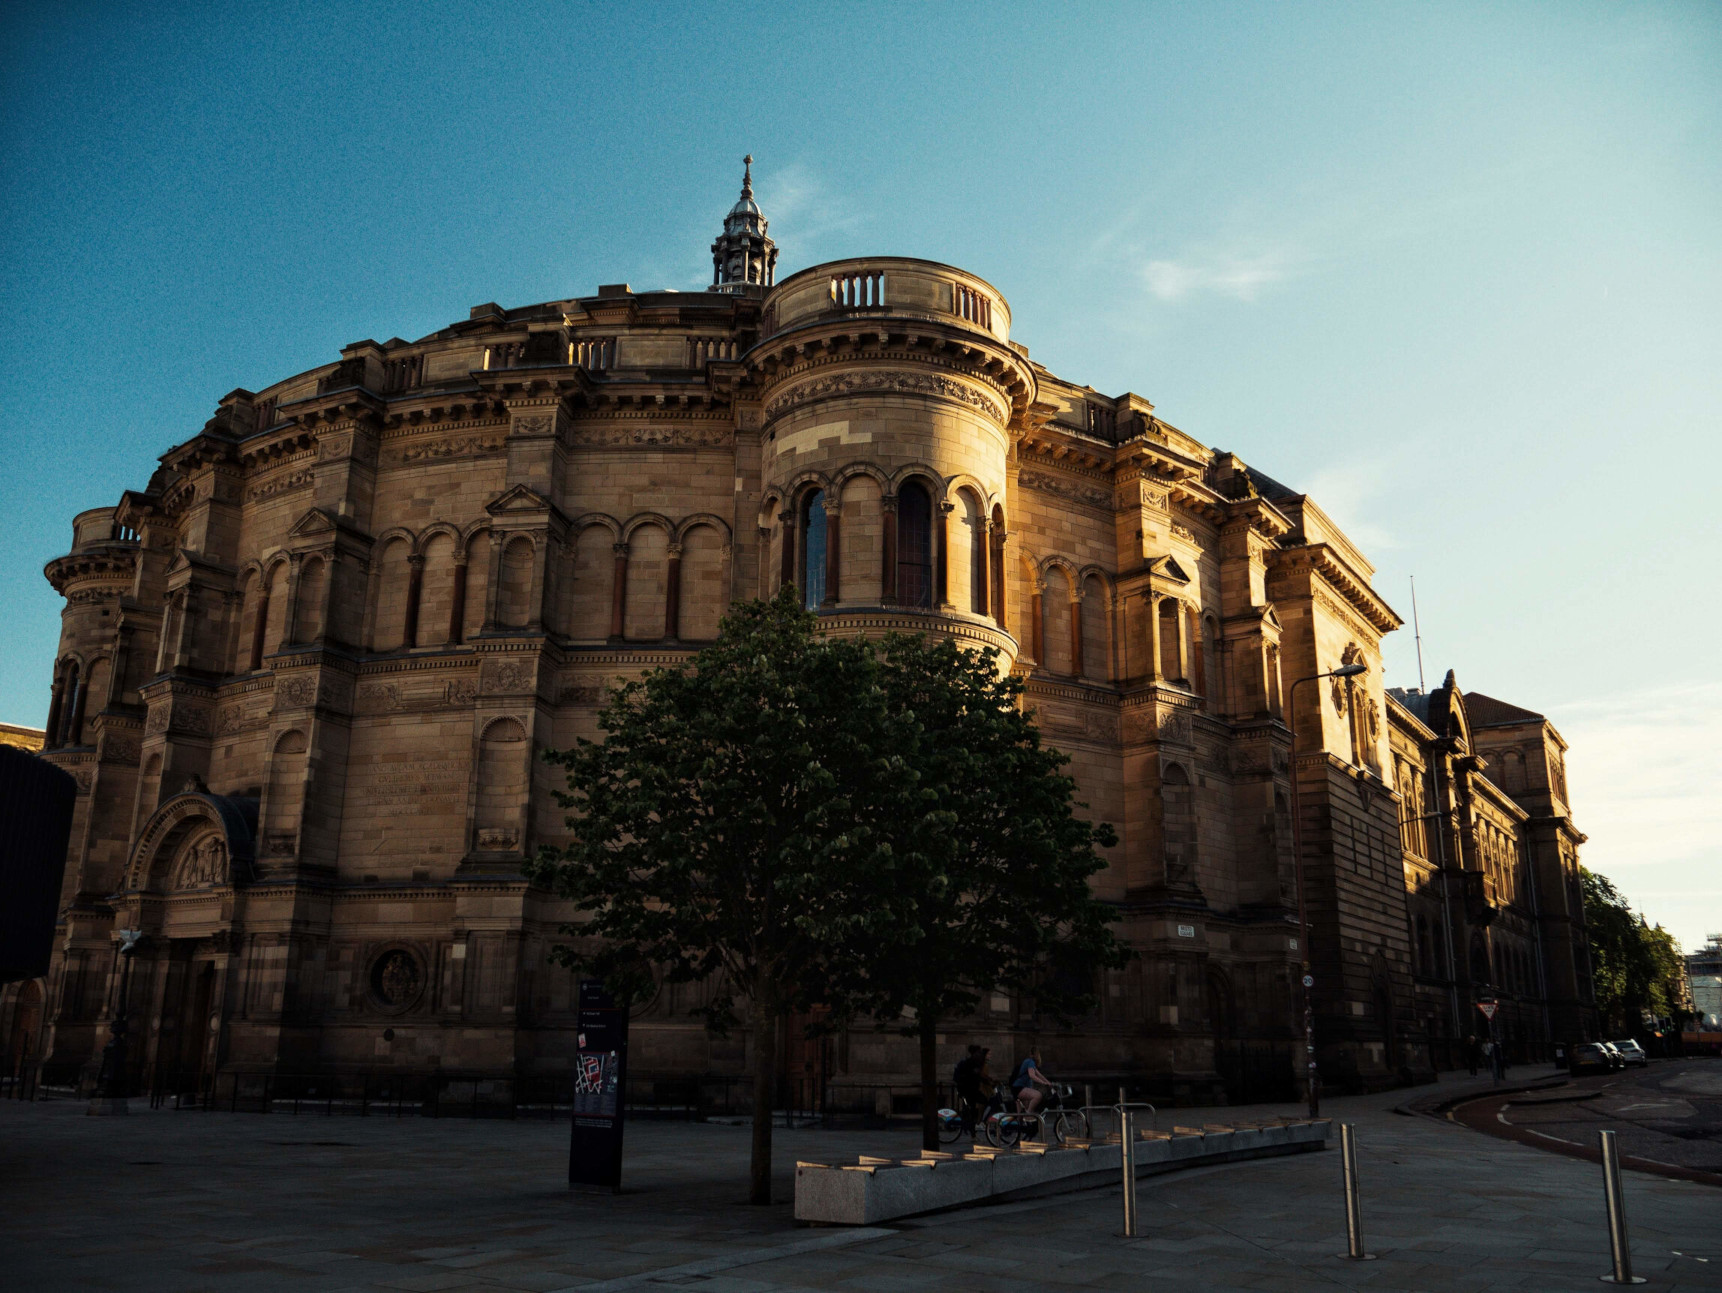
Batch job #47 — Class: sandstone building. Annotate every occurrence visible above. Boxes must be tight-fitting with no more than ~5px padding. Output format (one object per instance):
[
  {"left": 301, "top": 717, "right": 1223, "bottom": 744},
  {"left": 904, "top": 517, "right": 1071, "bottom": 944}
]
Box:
[{"left": 7, "top": 163, "right": 1598, "bottom": 1104}]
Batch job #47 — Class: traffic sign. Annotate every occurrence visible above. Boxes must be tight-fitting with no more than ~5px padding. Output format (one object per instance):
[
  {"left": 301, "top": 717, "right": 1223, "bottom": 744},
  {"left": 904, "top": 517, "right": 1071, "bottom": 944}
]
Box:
[{"left": 1477, "top": 1002, "right": 1498, "bottom": 1020}]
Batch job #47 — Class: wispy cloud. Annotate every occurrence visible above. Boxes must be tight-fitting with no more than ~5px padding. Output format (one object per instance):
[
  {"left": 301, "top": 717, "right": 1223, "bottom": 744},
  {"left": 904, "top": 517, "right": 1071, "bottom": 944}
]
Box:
[
  {"left": 1545, "top": 681, "right": 1722, "bottom": 950},
  {"left": 1141, "top": 251, "right": 1296, "bottom": 303},
  {"left": 1298, "top": 455, "right": 1407, "bottom": 554},
  {"left": 756, "top": 162, "right": 869, "bottom": 266}
]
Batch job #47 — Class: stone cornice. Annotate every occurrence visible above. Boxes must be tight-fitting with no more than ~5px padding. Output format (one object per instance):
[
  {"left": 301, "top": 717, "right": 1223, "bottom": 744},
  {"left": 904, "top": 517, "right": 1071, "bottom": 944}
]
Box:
[
  {"left": 1270, "top": 543, "right": 1402, "bottom": 634},
  {"left": 747, "top": 325, "right": 1033, "bottom": 428},
  {"left": 45, "top": 546, "right": 138, "bottom": 594}
]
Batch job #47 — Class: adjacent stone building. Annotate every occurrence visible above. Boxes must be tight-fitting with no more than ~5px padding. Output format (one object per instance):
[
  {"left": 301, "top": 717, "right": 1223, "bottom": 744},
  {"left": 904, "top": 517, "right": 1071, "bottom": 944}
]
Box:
[{"left": 6, "top": 163, "right": 1597, "bottom": 1105}]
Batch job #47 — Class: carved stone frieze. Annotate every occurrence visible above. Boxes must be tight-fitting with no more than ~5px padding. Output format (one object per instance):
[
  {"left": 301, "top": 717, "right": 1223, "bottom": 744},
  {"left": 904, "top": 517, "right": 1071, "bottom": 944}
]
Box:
[
  {"left": 481, "top": 657, "right": 534, "bottom": 694},
  {"left": 354, "top": 677, "right": 480, "bottom": 714},
  {"left": 217, "top": 703, "right": 272, "bottom": 735},
  {"left": 173, "top": 834, "right": 229, "bottom": 889},
  {"left": 1019, "top": 469, "right": 1113, "bottom": 511},
  {"left": 102, "top": 735, "right": 141, "bottom": 763},
  {"left": 559, "top": 683, "right": 604, "bottom": 706},
  {"left": 274, "top": 676, "right": 349, "bottom": 711},
  {"left": 571, "top": 424, "right": 733, "bottom": 448},
  {"left": 765, "top": 369, "right": 1007, "bottom": 424},
  {"left": 247, "top": 469, "right": 314, "bottom": 503},
  {"left": 383, "top": 432, "right": 506, "bottom": 468}
]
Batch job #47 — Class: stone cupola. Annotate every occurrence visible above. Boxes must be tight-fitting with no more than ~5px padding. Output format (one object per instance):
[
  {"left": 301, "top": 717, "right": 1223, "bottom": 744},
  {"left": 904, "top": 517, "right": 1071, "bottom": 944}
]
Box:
[{"left": 711, "top": 155, "right": 777, "bottom": 292}]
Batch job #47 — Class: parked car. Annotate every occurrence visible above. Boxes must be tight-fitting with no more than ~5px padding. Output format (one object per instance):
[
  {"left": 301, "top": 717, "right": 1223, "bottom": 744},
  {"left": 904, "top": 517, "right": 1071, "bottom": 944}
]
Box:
[
  {"left": 1598, "top": 1042, "right": 1628, "bottom": 1070},
  {"left": 1611, "top": 1039, "right": 1649, "bottom": 1068},
  {"left": 1568, "top": 1042, "right": 1615, "bottom": 1075}
]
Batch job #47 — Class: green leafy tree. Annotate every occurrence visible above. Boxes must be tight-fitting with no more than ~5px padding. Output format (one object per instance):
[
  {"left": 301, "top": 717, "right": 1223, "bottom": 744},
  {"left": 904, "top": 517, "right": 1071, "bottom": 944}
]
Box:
[
  {"left": 526, "top": 589, "right": 908, "bottom": 1204},
  {"left": 1582, "top": 867, "right": 1687, "bottom": 1036},
  {"left": 837, "top": 632, "right": 1128, "bottom": 1151}
]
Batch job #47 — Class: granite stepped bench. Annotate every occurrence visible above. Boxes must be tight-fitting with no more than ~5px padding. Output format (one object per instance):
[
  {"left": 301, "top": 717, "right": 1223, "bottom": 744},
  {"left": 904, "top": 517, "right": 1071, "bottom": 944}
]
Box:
[{"left": 795, "top": 1118, "right": 1332, "bottom": 1225}]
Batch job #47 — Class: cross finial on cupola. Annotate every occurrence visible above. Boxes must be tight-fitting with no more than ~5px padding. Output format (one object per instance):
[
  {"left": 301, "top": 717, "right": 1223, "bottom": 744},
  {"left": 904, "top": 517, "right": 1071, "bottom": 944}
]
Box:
[{"left": 741, "top": 154, "right": 754, "bottom": 197}]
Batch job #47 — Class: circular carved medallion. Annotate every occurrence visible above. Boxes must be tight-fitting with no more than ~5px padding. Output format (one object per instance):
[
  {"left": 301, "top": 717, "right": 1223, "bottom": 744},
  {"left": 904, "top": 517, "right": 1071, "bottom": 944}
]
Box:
[{"left": 368, "top": 948, "right": 424, "bottom": 1012}]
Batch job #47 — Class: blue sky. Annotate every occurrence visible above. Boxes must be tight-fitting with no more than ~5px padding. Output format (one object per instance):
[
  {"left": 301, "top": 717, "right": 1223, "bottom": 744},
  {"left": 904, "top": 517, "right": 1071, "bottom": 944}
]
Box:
[{"left": 2, "top": 2, "right": 1717, "bottom": 946}]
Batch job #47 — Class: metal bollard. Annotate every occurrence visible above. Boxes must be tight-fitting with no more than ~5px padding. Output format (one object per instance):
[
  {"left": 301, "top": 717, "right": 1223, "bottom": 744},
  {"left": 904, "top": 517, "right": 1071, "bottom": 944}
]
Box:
[
  {"left": 1336, "top": 1123, "right": 1376, "bottom": 1260},
  {"left": 1120, "top": 1108, "right": 1138, "bottom": 1237},
  {"left": 1598, "top": 1130, "right": 1646, "bottom": 1284}
]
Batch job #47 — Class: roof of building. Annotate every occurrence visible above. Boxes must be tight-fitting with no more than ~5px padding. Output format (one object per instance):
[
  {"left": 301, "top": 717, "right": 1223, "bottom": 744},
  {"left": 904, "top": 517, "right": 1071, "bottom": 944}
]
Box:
[
  {"left": 1386, "top": 687, "right": 1432, "bottom": 723},
  {"left": 1466, "top": 692, "right": 1546, "bottom": 728}
]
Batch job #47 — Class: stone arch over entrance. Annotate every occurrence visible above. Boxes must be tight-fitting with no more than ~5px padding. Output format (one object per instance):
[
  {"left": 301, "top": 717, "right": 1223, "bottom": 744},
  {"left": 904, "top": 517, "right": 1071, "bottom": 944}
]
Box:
[{"left": 127, "top": 792, "right": 259, "bottom": 899}]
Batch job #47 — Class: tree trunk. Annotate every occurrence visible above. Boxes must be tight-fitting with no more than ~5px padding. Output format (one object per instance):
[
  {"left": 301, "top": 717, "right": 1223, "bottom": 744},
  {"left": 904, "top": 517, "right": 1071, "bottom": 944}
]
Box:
[
  {"left": 920, "top": 1013, "right": 940, "bottom": 1152},
  {"left": 750, "top": 995, "right": 778, "bottom": 1205}
]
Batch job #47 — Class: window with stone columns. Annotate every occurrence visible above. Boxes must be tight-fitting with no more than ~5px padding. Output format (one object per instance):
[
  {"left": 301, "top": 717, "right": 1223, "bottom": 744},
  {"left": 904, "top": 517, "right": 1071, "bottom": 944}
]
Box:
[
  {"left": 497, "top": 536, "right": 535, "bottom": 630},
  {"left": 800, "top": 489, "right": 828, "bottom": 610},
  {"left": 417, "top": 533, "right": 458, "bottom": 646},
  {"left": 895, "top": 481, "right": 934, "bottom": 609},
  {"left": 293, "top": 556, "right": 327, "bottom": 643},
  {"left": 1157, "top": 597, "right": 1183, "bottom": 682}
]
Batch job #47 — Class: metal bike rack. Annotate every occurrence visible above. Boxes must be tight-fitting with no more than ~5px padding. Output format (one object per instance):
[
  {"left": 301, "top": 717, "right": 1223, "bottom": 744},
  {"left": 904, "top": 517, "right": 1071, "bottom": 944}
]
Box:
[
  {"left": 1110, "top": 1096, "right": 1158, "bottom": 1238},
  {"left": 1597, "top": 1130, "right": 1646, "bottom": 1284},
  {"left": 1336, "top": 1123, "right": 1376, "bottom": 1260}
]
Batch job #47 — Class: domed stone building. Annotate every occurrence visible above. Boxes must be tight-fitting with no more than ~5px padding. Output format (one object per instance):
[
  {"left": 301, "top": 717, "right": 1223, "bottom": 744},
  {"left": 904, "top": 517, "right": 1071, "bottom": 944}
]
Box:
[{"left": 10, "top": 162, "right": 1596, "bottom": 1106}]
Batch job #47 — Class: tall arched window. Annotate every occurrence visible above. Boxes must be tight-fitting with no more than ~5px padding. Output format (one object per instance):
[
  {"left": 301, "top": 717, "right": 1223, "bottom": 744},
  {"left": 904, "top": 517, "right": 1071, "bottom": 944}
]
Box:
[
  {"left": 896, "top": 482, "right": 933, "bottom": 608},
  {"left": 801, "top": 489, "right": 827, "bottom": 609}
]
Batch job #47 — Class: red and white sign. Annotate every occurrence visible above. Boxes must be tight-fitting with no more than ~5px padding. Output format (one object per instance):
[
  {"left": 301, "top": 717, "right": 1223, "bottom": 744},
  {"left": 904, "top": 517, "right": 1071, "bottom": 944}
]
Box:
[{"left": 1477, "top": 1002, "right": 1498, "bottom": 1020}]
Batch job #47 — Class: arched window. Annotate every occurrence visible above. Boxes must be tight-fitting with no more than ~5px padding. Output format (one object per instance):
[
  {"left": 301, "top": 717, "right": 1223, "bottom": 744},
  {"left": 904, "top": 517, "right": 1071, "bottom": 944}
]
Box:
[
  {"left": 1158, "top": 598, "right": 1183, "bottom": 681},
  {"left": 293, "top": 557, "right": 327, "bottom": 643},
  {"left": 801, "top": 489, "right": 828, "bottom": 609},
  {"left": 896, "top": 482, "right": 933, "bottom": 608},
  {"left": 265, "top": 730, "right": 309, "bottom": 850}
]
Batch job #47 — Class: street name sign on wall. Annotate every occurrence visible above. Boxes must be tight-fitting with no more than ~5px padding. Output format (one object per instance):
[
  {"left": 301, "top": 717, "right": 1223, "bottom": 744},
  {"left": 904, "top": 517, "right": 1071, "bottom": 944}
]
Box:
[{"left": 569, "top": 979, "right": 628, "bottom": 1191}]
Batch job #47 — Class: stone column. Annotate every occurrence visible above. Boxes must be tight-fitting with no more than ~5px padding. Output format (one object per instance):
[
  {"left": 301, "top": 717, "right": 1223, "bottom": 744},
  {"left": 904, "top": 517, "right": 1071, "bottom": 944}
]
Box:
[
  {"left": 448, "top": 557, "right": 468, "bottom": 645},
  {"left": 1147, "top": 592, "right": 1164, "bottom": 682},
  {"left": 1190, "top": 607, "right": 1206, "bottom": 697},
  {"left": 609, "top": 543, "right": 629, "bottom": 640},
  {"left": 664, "top": 542, "right": 683, "bottom": 640},
  {"left": 403, "top": 554, "right": 425, "bottom": 648},
  {"left": 1070, "top": 587, "right": 1084, "bottom": 679}
]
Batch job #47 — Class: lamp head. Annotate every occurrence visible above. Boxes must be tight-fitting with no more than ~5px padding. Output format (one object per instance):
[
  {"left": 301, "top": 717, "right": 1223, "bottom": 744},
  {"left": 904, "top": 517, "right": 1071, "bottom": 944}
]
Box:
[{"left": 1331, "top": 663, "right": 1368, "bottom": 679}]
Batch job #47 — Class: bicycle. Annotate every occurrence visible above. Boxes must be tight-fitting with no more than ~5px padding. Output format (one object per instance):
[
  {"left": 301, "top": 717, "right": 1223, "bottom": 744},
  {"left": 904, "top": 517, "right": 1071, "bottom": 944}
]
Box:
[{"left": 982, "top": 1081, "right": 1087, "bottom": 1147}]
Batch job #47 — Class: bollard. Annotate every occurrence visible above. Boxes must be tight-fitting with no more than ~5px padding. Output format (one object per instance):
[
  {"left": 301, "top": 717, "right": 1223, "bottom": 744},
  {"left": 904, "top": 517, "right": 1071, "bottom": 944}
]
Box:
[
  {"left": 1120, "top": 1108, "right": 1138, "bottom": 1237},
  {"left": 1336, "top": 1123, "right": 1376, "bottom": 1260},
  {"left": 1598, "top": 1130, "right": 1646, "bottom": 1284}
]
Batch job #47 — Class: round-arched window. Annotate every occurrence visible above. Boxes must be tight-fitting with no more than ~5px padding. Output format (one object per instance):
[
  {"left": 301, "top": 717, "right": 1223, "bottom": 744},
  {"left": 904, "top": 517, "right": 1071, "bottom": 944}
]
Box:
[
  {"left": 896, "top": 482, "right": 933, "bottom": 608},
  {"left": 801, "top": 489, "right": 827, "bottom": 609}
]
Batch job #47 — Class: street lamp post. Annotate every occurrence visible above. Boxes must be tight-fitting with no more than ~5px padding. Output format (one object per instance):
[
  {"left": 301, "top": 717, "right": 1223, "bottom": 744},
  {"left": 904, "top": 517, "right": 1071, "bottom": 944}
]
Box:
[
  {"left": 1285, "top": 662, "right": 1368, "bottom": 1119},
  {"left": 89, "top": 928, "right": 143, "bottom": 1116}
]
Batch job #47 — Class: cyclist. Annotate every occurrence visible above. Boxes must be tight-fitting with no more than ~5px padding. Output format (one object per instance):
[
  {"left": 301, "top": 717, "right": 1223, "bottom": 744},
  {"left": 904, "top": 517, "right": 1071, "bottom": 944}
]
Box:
[{"left": 1011, "top": 1048, "right": 1051, "bottom": 1115}]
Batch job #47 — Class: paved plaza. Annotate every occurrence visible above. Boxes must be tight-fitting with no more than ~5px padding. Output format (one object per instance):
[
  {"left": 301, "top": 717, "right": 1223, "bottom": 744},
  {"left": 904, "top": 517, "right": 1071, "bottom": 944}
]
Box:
[{"left": 3, "top": 1063, "right": 1720, "bottom": 1292}]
